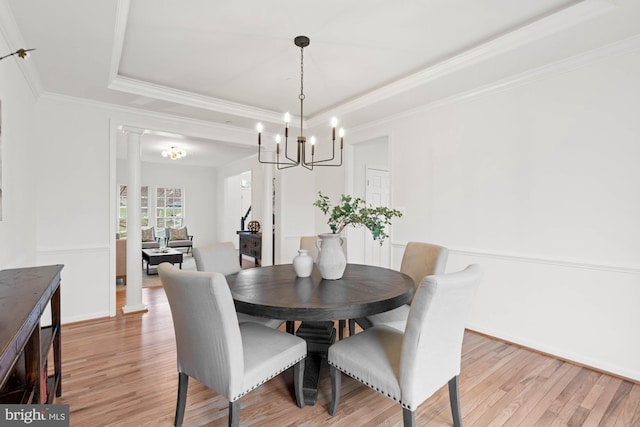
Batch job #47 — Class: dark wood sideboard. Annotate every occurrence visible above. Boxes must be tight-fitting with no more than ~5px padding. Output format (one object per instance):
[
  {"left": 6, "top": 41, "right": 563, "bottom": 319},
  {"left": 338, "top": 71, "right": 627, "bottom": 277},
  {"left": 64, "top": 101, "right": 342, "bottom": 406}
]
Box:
[
  {"left": 237, "top": 231, "right": 261, "bottom": 266},
  {"left": 0, "top": 265, "right": 63, "bottom": 404}
]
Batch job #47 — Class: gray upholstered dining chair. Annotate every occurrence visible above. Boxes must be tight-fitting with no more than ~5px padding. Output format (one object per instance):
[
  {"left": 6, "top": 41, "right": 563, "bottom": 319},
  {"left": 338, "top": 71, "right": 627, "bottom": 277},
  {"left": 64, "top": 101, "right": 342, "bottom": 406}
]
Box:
[
  {"left": 158, "top": 263, "right": 307, "bottom": 427},
  {"left": 328, "top": 264, "right": 482, "bottom": 427},
  {"left": 355, "top": 242, "right": 448, "bottom": 332},
  {"left": 299, "top": 235, "right": 350, "bottom": 339},
  {"left": 193, "top": 242, "right": 284, "bottom": 329}
]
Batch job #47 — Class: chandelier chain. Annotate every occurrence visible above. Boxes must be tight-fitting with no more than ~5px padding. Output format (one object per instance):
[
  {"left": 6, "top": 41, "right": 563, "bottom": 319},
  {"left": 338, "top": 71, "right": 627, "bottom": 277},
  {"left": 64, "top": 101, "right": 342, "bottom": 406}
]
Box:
[{"left": 299, "top": 45, "right": 305, "bottom": 101}]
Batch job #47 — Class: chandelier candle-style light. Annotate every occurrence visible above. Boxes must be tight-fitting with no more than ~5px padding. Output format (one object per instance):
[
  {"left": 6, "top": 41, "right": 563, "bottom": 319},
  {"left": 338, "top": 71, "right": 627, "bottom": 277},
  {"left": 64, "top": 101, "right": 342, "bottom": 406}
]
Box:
[
  {"left": 257, "top": 36, "right": 344, "bottom": 170},
  {"left": 161, "top": 146, "right": 186, "bottom": 160}
]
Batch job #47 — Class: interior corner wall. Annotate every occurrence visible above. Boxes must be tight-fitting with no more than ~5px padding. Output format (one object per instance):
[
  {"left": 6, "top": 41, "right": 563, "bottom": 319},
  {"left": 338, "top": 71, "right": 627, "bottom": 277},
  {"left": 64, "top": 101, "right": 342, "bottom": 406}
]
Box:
[
  {"left": 348, "top": 48, "right": 640, "bottom": 380},
  {"left": 0, "top": 36, "right": 38, "bottom": 269}
]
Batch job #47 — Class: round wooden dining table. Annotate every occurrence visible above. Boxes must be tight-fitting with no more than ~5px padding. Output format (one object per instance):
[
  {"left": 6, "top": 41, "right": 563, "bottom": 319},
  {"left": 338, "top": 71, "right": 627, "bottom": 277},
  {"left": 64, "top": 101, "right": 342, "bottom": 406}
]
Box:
[{"left": 225, "top": 263, "right": 414, "bottom": 405}]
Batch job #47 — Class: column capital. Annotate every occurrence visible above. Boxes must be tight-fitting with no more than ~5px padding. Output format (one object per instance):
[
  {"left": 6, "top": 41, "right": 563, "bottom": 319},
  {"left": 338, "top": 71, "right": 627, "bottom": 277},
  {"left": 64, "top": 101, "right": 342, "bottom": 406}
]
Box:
[{"left": 121, "top": 126, "right": 147, "bottom": 136}]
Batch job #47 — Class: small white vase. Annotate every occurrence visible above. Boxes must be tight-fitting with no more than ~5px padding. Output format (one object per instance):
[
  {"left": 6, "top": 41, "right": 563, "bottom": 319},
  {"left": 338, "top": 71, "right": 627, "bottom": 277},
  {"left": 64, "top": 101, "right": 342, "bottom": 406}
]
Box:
[
  {"left": 316, "top": 233, "right": 347, "bottom": 280},
  {"left": 293, "top": 249, "right": 314, "bottom": 278}
]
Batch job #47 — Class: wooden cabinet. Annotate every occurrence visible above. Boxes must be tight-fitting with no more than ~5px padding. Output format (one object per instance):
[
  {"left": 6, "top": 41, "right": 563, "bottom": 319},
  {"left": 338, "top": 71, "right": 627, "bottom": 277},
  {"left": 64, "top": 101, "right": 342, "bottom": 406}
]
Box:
[
  {"left": 237, "top": 231, "right": 261, "bottom": 266},
  {"left": 0, "top": 265, "right": 63, "bottom": 404}
]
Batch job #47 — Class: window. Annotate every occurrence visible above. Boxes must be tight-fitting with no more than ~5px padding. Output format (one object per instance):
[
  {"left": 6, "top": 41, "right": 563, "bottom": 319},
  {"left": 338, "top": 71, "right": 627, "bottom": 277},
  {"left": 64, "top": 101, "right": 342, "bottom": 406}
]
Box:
[
  {"left": 118, "top": 185, "right": 149, "bottom": 238},
  {"left": 156, "top": 187, "right": 184, "bottom": 234}
]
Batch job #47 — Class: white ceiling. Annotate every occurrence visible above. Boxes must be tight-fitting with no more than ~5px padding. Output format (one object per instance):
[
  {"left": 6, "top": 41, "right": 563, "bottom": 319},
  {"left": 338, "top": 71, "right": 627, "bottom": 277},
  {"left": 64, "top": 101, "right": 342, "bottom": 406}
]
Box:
[{"left": 4, "top": 0, "right": 639, "bottom": 166}]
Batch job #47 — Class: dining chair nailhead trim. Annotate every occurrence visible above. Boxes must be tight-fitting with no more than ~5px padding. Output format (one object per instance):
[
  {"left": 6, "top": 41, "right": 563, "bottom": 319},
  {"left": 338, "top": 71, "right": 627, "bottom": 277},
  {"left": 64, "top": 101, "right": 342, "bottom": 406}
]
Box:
[
  {"left": 231, "top": 355, "right": 306, "bottom": 401},
  {"left": 328, "top": 361, "right": 414, "bottom": 410}
]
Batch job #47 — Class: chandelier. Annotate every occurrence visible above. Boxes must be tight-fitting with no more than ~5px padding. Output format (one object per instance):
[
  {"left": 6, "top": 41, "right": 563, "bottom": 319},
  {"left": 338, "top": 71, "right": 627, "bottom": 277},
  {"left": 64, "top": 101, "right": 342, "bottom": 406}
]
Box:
[
  {"left": 257, "top": 36, "right": 344, "bottom": 170},
  {"left": 161, "top": 146, "right": 186, "bottom": 160}
]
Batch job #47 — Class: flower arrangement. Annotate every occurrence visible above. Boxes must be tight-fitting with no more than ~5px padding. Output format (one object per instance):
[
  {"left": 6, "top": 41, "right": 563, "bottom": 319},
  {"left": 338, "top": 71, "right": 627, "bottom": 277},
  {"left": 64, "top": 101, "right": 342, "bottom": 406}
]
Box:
[{"left": 313, "top": 191, "right": 402, "bottom": 244}]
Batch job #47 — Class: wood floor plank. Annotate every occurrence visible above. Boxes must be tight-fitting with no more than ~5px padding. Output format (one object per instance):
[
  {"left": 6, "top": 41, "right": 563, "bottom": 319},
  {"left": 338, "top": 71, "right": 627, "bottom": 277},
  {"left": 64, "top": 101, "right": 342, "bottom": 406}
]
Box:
[{"left": 52, "top": 281, "right": 640, "bottom": 427}]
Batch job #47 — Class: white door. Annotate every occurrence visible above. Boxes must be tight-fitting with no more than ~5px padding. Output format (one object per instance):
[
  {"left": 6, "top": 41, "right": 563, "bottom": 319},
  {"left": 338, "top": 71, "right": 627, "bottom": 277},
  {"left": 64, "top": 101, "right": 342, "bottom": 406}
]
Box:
[{"left": 365, "top": 167, "right": 390, "bottom": 267}]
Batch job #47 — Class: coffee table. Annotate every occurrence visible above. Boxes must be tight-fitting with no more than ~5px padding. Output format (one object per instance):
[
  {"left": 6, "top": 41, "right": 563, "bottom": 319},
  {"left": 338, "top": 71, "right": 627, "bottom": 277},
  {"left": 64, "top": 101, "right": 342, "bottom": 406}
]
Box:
[{"left": 142, "top": 248, "right": 183, "bottom": 274}]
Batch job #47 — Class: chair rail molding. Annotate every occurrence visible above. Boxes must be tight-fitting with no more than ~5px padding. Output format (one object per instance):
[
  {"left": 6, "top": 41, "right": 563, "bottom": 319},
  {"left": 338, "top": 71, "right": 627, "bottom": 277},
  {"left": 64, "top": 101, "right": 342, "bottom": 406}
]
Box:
[{"left": 390, "top": 241, "right": 640, "bottom": 275}]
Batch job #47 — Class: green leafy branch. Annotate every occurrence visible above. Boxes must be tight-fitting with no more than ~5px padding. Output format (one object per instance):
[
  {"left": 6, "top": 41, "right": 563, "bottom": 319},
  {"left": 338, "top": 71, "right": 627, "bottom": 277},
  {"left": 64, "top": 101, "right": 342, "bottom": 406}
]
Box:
[{"left": 313, "top": 191, "right": 403, "bottom": 244}]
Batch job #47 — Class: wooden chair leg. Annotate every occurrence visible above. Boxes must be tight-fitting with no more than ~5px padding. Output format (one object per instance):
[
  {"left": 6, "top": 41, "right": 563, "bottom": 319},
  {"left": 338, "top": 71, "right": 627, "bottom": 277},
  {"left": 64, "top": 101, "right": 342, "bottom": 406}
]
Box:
[
  {"left": 228, "top": 400, "right": 240, "bottom": 427},
  {"left": 403, "top": 408, "right": 416, "bottom": 427},
  {"left": 294, "top": 359, "right": 305, "bottom": 408},
  {"left": 286, "top": 321, "right": 295, "bottom": 334},
  {"left": 338, "top": 320, "right": 345, "bottom": 340},
  {"left": 174, "top": 373, "right": 188, "bottom": 427},
  {"left": 348, "top": 319, "right": 355, "bottom": 336},
  {"left": 448, "top": 375, "right": 462, "bottom": 427},
  {"left": 329, "top": 365, "right": 341, "bottom": 416}
]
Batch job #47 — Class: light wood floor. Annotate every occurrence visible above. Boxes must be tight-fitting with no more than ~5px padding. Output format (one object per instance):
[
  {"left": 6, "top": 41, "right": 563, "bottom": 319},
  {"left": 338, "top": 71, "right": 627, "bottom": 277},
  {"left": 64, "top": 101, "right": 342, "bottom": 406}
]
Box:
[{"left": 58, "top": 272, "right": 640, "bottom": 426}]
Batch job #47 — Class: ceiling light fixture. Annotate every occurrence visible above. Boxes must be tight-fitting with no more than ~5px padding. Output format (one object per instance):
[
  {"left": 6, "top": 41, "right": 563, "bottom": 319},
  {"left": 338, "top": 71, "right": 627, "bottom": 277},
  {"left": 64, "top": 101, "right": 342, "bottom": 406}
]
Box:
[
  {"left": 161, "top": 146, "right": 186, "bottom": 160},
  {"left": 257, "top": 36, "right": 344, "bottom": 170},
  {"left": 0, "top": 48, "right": 35, "bottom": 62}
]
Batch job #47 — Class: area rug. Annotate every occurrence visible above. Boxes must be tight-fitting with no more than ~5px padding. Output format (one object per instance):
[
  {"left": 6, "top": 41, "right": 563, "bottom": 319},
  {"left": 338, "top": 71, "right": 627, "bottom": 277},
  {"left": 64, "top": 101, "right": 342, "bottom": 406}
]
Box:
[{"left": 142, "top": 254, "right": 197, "bottom": 287}]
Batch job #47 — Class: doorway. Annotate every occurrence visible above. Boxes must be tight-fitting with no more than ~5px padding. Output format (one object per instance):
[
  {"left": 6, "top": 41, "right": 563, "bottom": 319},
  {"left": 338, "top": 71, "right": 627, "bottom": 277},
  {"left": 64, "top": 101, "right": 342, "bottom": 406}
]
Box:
[
  {"left": 223, "top": 171, "right": 252, "bottom": 247},
  {"left": 364, "top": 167, "right": 390, "bottom": 267},
  {"left": 350, "top": 136, "right": 390, "bottom": 267}
]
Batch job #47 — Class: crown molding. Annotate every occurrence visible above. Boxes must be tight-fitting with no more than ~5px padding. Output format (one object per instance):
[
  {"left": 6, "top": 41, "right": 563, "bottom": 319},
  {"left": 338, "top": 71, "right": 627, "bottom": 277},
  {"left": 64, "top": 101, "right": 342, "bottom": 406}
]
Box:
[
  {"left": 107, "top": 1, "right": 615, "bottom": 130},
  {"left": 108, "top": 0, "right": 130, "bottom": 84},
  {"left": 107, "top": 0, "right": 289, "bottom": 125},
  {"left": 40, "top": 91, "right": 256, "bottom": 142},
  {"left": 0, "top": 1, "right": 44, "bottom": 98},
  {"left": 308, "top": 0, "right": 617, "bottom": 128},
  {"left": 109, "top": 75, "right": 289, "bottom": 125},
  {"left": 349, "top": 31, "right": 640, "bottom": 136}
]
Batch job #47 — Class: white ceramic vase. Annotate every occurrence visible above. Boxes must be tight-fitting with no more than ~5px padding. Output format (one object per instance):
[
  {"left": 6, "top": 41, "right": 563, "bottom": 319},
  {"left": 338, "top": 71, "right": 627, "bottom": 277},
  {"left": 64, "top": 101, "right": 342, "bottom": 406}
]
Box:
[
  {"left": 292, "top": 249, "right": 314, "bottom": 278},
  {"left": 316, "top": 233, "right": 347, "bottom": 280}
]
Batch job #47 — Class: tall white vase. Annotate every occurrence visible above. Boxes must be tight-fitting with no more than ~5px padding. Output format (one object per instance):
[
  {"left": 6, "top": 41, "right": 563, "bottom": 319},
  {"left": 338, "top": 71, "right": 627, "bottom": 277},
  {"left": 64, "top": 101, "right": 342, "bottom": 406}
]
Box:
[{"left": 316, "top": 233, "right": 347, "bottom": 280}]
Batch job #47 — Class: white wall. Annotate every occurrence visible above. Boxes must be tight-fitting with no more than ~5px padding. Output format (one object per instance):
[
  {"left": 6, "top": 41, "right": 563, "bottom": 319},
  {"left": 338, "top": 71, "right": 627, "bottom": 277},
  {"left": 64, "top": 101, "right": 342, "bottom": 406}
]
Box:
[
  {"left": 34, "top": 97, "right": 112, "bottom": 322},
  {"left": 0, "top": 34, "right": 38, "bottom": 269},
  {"left": 335, "top": 45, "right": 640, "bottom": 380}
]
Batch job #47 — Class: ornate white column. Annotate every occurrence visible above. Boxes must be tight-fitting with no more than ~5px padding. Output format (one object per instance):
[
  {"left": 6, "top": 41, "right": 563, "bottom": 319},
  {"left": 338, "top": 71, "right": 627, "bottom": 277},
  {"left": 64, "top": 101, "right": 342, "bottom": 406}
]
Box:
[{"left": 122, "top": 127, "right": 147, "bottom": 314}]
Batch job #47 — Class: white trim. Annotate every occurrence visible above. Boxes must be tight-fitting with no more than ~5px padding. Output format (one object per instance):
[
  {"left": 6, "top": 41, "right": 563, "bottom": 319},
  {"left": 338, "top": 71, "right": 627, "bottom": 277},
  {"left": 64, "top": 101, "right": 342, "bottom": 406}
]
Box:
[
  {"left": 101, "top": 0, "right": 616, "bottom": 129},
  {"left": 122, "top": 304, "right": 148, "bottom": 314},
  {"left": 63, "top": 310, "right": 112, "bottom": 325},
  {"left": 37, "top": 245, "right": 109, "bottom": 255},
  {"left": 108, "top": 0, "right": 129, "bottom": 84},
  {"left": 466, "top": 324, "right": 640, "bottom": 382},
  {"left": 391, "top": 242, "right": 640, "bottom": 275},
  {"left": 40, "top": 92, "right": 261, "bottom": 152},
  {"left": 308, "top": 0, "right": 617, "bottom": 128},
  {"left": 109, "top": 75, "right": 286, "bottom": 124},
  {"left": 351, "top": 32, "right": 640, "bottom": 135}
]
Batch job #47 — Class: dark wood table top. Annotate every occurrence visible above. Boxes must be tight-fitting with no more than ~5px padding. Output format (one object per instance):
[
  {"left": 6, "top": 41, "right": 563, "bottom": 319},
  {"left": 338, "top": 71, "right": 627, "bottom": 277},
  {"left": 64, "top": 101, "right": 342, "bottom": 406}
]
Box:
[{"left": 226, "top": 263, "right": 414, "bottom": 321}]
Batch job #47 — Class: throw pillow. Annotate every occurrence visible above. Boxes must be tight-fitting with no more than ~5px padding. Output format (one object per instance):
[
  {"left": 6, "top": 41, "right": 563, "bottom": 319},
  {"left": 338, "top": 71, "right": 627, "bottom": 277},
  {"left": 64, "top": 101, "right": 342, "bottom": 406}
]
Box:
[
  {"left": 170, "top": 227, "right": 188, "bottom": 241},
  {"left": 141, "top": 227, "right": 155, "bottom": 242}
]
